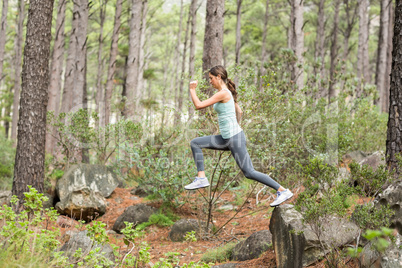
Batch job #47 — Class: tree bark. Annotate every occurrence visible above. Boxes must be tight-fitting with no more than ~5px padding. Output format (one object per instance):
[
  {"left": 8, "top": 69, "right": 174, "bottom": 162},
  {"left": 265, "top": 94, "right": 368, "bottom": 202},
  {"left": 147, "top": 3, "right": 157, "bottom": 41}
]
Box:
[
  {"left": 136, "top": 0, "right": 148, "bottom": 108},
  {"left": 71, "top": 0, "right": 89, "bottom": 110},
  {"left": 328, "top": 0, "right": 341, "bottom": 101},
  {"left": 386, "top": 0, "right": 402, "bottom": 173},
  {"left": 188, "top": 0, "right": 198, "bottom": 117},
  {"left": 12, "top": 0, "right": 54, "bottom": 209},
  {"left": 235, "top": 0, "right": 242, "bottom": 66},
  {"left": 11, "top": 0, "right": 26, "bottom": 141},
  {"left": 173, "top": 0, "right": 184, "bottom": 118},
  {"left": 46, "top": 0, "right": 66, "bottom": 153},
  {"left": 104, "top": 0, "right": 123, "bottom": 125},
  {"left": 383, "top": 0, "right": 394, "bottom": 113},
  {"left": 124, "top": 0, "right": 142, "bottom": 118},
  {"left": 202, "top": 0, "right": 224, "bottom": 96},
  {"left": 313, "top": 0, "right": 325, "bottom": 91},
  {"left": 95, "top": 0, "right": 108, "bottom": 124},
  {"left": 289, "top": 0, "right": 304, "bottom": 91},
  {"left": 0, "top": 0, "right": 8, "bottom": 83},
  {"left": 61, "top": 1, "right": 79, "bottom": 114},
  {"left": 376, "top": 0, "right": 392, "bottom": 109},
  {"left": 357, "top": 0, "right": 370, "bottom": 90},
  {"left": 258, "top": 0, "right": 269, "bottom": 92}
]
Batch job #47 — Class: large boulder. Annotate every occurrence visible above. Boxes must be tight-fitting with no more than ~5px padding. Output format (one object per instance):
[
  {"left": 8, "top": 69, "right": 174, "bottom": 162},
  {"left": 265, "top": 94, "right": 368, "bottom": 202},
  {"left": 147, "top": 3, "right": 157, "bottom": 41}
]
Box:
[
  {"left": 169, "top": 219, "right": 211, "bottom": 242},
  {"left": 375, "top": 181, "right": 402, "bottom": 235},
  {"left": 59, "top": 230, "right": 115, "bottom": 266},
  {"left": 55, "top": 164, "right": 120, "bottom": 222},
  {"left": 358, "top": 151, "right": 385, "bottom": 171},
  {"left": 0, "top": 190, "right": 11, "bottom": 206},
  {"left": 343, "top": 151, "right": 368, "bottom": 165},
  {"left": 269, "top": 204, "right": 360, "bottom": 267},
  {"left": 359, "top": 233, "right": 402, "bottom": 268},
  {"left": 231, "top": 230, "right": 272, "bottom": 261},
  {"left": 112, "top": 204, "right": 157, "bottom": 233}
]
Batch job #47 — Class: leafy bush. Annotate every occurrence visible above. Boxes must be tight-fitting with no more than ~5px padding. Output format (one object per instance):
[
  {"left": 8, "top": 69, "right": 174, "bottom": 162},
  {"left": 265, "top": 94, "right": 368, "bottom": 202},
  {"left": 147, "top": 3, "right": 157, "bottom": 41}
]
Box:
[
  {"left": 136, "top": 212, "right": 177, "bottom": 231},
  {"left": 200, "top": 242, "right": 237, "bottom": 263},
  {"left": 0, "top": 133, "right": 15, "bottom": 190}
]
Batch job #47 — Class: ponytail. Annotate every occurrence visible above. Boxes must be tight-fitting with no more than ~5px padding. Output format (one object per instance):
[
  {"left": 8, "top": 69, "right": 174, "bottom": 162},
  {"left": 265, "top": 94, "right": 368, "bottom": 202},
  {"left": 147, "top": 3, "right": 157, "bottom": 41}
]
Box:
[{"left": 227, "top": 78, "right": 238, "bottom": 103}]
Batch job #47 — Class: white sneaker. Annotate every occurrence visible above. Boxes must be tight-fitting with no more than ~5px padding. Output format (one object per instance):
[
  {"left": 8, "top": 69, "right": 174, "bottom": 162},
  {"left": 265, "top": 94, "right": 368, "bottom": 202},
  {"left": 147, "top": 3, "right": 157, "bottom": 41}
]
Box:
[
  {"left": 270, "top": 189, "right": 294, "bottom": 207},
  {"left": 184, "top": 177, "right": 210, "bottom": 190}
]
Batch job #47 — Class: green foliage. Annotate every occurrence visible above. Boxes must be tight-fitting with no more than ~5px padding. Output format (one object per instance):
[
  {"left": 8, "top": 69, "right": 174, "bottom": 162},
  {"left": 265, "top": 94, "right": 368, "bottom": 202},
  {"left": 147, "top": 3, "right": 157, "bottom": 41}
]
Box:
[
  {"left": 349, "top": 161, "right": 393, "bottom": 197},
  {"left": 352, "top": 202, "right": 394, "bottom": 231},
  {"left": 184, "top": 231, "right": 198, "bottom": 242},
  {"left": 200, "top": 242, "right": 237, "bottom": 263},
  {"left": 347, "top": 227, "right": 395, "bottom": 258},
  {"left": 154, "top": 251, "right": 211, "bottom": 268},
  {"left": 0, "top": 133, "right": 15, "bottom": 190},
  {"left": 136, "top": 212, "right": 176, "bottom": 231},
  {"left": 47, "top": 109, "right": 142, "bottom": 167}
]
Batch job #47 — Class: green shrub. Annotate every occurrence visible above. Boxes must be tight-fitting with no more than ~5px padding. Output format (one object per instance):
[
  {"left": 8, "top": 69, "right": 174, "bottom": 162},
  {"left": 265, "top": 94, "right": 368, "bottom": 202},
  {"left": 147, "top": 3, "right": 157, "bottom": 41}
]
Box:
[
  {"left": 136, "top": 212, "right": 177, "bottom": 231},
  {"left": 0, "top": 133, "right": 15, "bottom": 190},
  {"left": 200, "top": 241, "right": 237, "bottom": 263}
]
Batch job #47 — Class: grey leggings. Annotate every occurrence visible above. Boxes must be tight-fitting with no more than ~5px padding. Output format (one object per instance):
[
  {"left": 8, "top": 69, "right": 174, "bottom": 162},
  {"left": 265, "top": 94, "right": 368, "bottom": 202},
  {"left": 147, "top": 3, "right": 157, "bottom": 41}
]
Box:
[{"left": 190, "top": 131, "right": 280, "bottom": 190}]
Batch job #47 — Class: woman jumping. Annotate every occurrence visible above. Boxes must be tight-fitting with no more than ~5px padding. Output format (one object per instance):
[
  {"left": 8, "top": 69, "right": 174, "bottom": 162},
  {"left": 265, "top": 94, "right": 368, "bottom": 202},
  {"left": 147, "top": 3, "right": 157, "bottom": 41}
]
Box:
[{"left": 184, "top": 65, "right": 293, "bottom": 207}]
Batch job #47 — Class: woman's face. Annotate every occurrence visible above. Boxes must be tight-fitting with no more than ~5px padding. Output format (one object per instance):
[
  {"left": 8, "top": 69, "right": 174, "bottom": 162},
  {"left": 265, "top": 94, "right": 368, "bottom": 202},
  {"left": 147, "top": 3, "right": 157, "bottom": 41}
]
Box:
[{"left": 209, "top": 73, "right": 220, "bottom": 89}]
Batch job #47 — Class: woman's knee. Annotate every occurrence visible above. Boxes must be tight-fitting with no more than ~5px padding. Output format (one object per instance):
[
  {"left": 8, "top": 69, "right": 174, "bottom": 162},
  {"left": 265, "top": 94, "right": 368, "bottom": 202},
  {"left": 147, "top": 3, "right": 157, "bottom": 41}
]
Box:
[{"left": 242, "top": 168, "right": 254, "bottom": 179}]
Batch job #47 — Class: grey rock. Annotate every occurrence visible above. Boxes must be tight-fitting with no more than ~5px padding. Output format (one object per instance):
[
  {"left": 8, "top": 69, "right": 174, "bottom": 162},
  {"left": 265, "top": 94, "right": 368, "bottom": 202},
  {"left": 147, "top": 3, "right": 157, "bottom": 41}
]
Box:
[
  {"left": 55, "top": 164, "right": 120, "bottom": 222},
  {"left": 375, "top": 181, "right": 402, "bottom": 235},
  {"left": 270, "top": 204, "right": 360, "bottom": 267},
  {"left": 112, "top": 204, "right": 157, "bottom": 233},
  {"left": 359, "top": 151, "right": 385, "bottom": 171},
  {"left": 0, "top": 190, "right": 11, "bottom": 206},
  {"left": 169, "top": 219, "right": 210, "bottom": 242},
  {"left": 130, "top": 187, "right": 148, "bottom": 197},
  {"left": 360, "top": 233, "right": 402, "bottom": 268},
  {"left": 59, "top": 230, "right": 115, "bottom": 265},
  {"left": 43, "top": 193, "right": 54, "bottom": 209},
  {"left": 231, "top": 230, "right": 272, "bottom": 261},
  {"left": 343, "top": 151, "right": 368, "bottom": 164}
]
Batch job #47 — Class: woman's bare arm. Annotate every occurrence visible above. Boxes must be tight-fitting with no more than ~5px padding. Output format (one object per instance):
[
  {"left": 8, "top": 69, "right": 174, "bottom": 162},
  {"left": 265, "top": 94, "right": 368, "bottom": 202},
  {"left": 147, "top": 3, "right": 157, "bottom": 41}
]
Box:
[
  {"left": 235, "top": 102, "right": 243, "bottom": 123},
  {"left": 189, "top": 81, "right": 229, "bottom": 110}
]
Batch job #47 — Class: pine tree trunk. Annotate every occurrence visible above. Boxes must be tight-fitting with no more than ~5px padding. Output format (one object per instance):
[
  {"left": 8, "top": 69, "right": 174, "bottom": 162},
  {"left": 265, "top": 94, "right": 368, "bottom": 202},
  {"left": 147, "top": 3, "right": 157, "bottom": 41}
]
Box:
[
  {"left": 71, "top": 0, "right": 89, "bottom": 110},
  {"left": 0, "top": 0, "right": 8, "bottom": 83},
  {"left": 202, "top": 0, "right": 224, "bottom": 96},
  {"left": 314, "top": 0, "right": 325, "bottom": 91},
  {"left": 11, "top": 0, "right": 25, "bottom": 141},
  {"left": 176, "top": 5, "right": 191, "bottom": 123},
  {"left": 342, "top": 1, "right": 359, "bottom": 60},
  {"left": 104, "top": 0, "right": 123, "bottom": 125},
  {"left": 376, "top": 0, "right": 391, "bottom": 109},
  {"left": 290, "top": 0, "right": 304, "bottom": 91},
  {"left": 46, "top": 0, "right": 66, "bottom": 153},
  {"left": 136, "top": 0, "right": 147, "bottom": 108},
  {"left": 95, "top": 0, "right": 108, "bottom": 124},
  {"left": 357, "top": 0, "right": 370, "bottom": 91},
  {"left": 386, "top": 0, "right": 402, "bottom": 173},
  {"left": 61, "top": 1, "right": 78, "bottom": 114},
  {"left": 173, "top": 0, "right": 184, "bottom": 119},
  {"left": 12, "top": 0, "right": 54, "bottom": 210},
  {"left": 188, "top": 0, "right": 198, "bottom": 117},
  {"left": 258, "top": 0, "right": 269, "bottom": 92},
  {"left": 383, "top": 1, "right": 394, "bottom": 113},
  {"left": 124, "top": 0, "right": 142, "bottom": 118},
  {"left": 235, "top": 0, "right": 242, "bottom": 66},
  {"left": 328, "top": 0, "right": 341, "bottom": 101}
]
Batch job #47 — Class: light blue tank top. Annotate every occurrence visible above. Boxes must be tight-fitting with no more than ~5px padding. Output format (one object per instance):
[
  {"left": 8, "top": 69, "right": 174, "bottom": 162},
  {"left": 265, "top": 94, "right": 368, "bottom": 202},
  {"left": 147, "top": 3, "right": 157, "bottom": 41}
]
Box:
[{"left": 213, "top": 88, "right": 242, "bottom": 139}]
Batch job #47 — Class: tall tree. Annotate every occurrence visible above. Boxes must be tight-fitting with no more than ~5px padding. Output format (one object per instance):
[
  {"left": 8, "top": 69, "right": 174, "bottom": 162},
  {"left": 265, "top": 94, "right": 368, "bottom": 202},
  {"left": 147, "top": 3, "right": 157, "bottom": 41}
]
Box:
[
  {"left": 104, "top": 0, "right": 123, "bottom": 125},
  {"left": 46, "top": 0, "right": 66, "bottom": 153},
  {"left": 386, "top": 0, "right": 402, "bottom": 173},
  {"left": 12, "top": 0, "right": 54, "bottom": 209},
  {"left": 124, "top": 0, "right": 142, "bottom": 118},
  {"left": 136, "top": 0, "right": 148, "bottom": 107},
  {"left": 328, "top": 0, "right": 341, "bottom": 101},
  {"left": 383, "top": 0, "right": 394, "bottom": 113},
  {"left": 11, "top": 0, "right": 25, "bottom": 141},
  {"left": 258, "top": 0, "right": 270, "bottom": 92},
  {"left": 289, "top": 0, "right": 304, "bottom": 91},
  {"left": 357, "top": 0, "right": 370, "bottom": 90},
  {"left": 173, "top": 0, "right": 184, "bottom": 116},
  {"left": 95, "top": 0, "right": 108, "bottom": 124},
  {"left": 376, "top": 0, "right": 392, "bottom": 111},
  {"left": 313, "top": 0, "right": 325, "bottom": 91},
  {"left": 0, "top": 0, "right": 8, "bottom": 83},
  {"left": 71, "top": 0, "right": 89, "bottom": 110},
  {"left": 188, "top": 0, "right": 198, "bottom": 117},
  {"left": 340, "top": 0, "right": 359, "bottom": 60},
  {"left": 235, "top": 0, "right": 242, "bottom": 66},
  {"left": 202, "top": 0, "right": 224, "bottom": 95}
]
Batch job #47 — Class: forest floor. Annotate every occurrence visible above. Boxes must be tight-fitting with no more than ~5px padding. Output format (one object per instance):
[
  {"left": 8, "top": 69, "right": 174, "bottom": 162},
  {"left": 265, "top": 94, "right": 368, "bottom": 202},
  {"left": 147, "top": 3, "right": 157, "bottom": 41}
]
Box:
[{"left": 57, "top": 187, "right": 359, "bottom": 268}]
